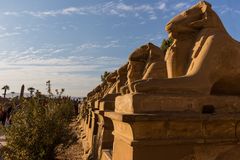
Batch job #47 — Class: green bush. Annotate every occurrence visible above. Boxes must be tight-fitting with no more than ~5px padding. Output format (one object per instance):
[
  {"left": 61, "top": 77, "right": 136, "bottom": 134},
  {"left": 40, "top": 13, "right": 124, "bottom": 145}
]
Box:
[
  {"left": 2, "top": 97, "right": 74, "bottom": 160},
  {"left": 101, "top": 71, "right": 111, "bottom": 82},
  {"left": 160, "top": 37, "right": 174, "bottom": 54}
]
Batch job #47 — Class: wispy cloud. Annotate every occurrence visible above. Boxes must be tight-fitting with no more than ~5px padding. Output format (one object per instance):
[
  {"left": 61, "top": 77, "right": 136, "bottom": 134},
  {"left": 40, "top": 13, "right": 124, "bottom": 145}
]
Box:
[
  {"left": 21, "top": 7, "right": 87, "bottom": 18},
  {"left": 214, "top": 5, "right": 240, "bottom": 15},
  {"left": 3, "top": 11, "right": 19, "bottom": 16},
  {"left": 174, "top": 2, "right": 191, "bottom": 10},
  {"left": 0, "top": 26, "right": 6, "bottom": 31},
  {"left": 157, "top": 2, "right": 167, "bottom": 11},
  {"left": 73, "top": 40, "right": 120, "bottom": 52},
  {"left": 116, "top": 3, "right": 133, "bottom": 11},
  {"left": 0, "top": 32, "right": 20, "bottom": 38},
  {"left": 0, "top": 42, "right": 125, "bottom": 96},
  {"left": 1, "top": 1, "right": 170, "bottom": 21},
  {"left": 149, "top": 15, "right": 157, "bottom": 20}
]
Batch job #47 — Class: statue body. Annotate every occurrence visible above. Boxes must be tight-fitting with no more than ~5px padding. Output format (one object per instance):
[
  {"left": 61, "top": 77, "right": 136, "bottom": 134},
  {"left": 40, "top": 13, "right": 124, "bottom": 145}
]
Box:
[
  {"left": 131, "top": 1, "right": 240, "bottom": 95},
  {"left": 120, "top": 43, "right": 167, "bottom": 93}
]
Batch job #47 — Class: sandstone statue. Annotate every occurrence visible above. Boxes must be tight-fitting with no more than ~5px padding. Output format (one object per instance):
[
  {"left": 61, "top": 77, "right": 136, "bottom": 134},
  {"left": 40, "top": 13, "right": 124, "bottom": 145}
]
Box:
[
  {"left": 116, "top": 63, "right": 128, "bottom": 93},
  {"left": 130, "top": 1, "right": 240, "bottom": 95},
  {"left": 87, "top": 84, "right": 101, "bottom": 102},
  {"left": 103, "top": 70, "right": 118, "bottom": 95},
  {"left": 121, "top": 43, "right": 167, "bottom": 93},
  {"left": 86, "top": 70, "right": 119, "bottom": 103},
  {"left": 81, "top": 1, "right": 240, "bottom": 160}
]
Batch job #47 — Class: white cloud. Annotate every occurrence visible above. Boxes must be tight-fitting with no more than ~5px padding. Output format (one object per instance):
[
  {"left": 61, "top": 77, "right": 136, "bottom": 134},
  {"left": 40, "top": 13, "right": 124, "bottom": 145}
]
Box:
[
  {"left": 214, "top": 5, "right": 240, "bottom": 15},
  {"left": 0, "top": 32, "right": 20, "bottom": 38},
  {"left": 62, "top": 7, "right": 81, "bottom": 15},
  {"left": 0, "top": 26, "right": 6, "bottom": 31},
  {"left": 135, "top": 4, "right": 154, "bottom": 13},
  {"left": 22, "top": 10, "right": 58, "bottom": 18},
  {"left": 52, "top": 48, "right": 65, "bottom": 54},
  {"left": 74, "top": 40, "right": 120, "bottom": 51},
  {"left": 175, "top": 3, "right": 186, "bottom": 9},
  {"left": 14, "top": 26, "right": 22, "bottom": 30},
  {"left": 0, "top": 40, "right": 163, "bottom": 97},
  {"left": 149, "top": 15, "right": 157, "bottom": 20},
  {"left": 0, "top": 64, "right": 101, "bottom": 96},
  {"left": 117, "top": 3, "right": 133, "bottom": 11},
  {"left": 3, "top": 11, "right": 19, "bottom": 16},
  {"left": 158, "top": 3, "right": 166, "bottom": 10},
  {"left": 235, "top": 10, "right": 240, "bottom": 14},
  {"left": 2, "top": 1, "right": 168, "bottom": 21},
  {"left": 0, "top": 44, "right": 125, "bottom": 96},
  {"left": 174, "top": 2, "right": 190, "bottom": 10}
]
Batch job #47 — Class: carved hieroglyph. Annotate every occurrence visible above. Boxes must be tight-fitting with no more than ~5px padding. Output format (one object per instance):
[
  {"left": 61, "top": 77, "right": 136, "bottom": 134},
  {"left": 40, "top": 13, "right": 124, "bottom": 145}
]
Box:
[{"left": 130, "top": 1, "right": 240, "bottom": 95}]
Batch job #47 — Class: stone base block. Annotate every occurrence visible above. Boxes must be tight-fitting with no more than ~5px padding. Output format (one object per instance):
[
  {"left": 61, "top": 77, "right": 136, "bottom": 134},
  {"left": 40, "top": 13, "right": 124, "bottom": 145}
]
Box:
[
  {"left": 112, "top": 137, "right": 239, "bottom": 160},
  {"left": 95, "top": 100, "right": 100, "bottom": 109},
  {"left": 102, "top": 94, "right": 121, "bottom": 101},
  {"left": 99, "top": 94, "right": 120, "bottom": 111},
  {"left": 100, "top": 101, "right": 115, "bottom": 111},
  {"left": 115, "top": 93, "right": 240, "bottom": 114},
  {"left": 105, "top": 112, "right": 240, "bottom": 160},
  {"left": 94, "top": 111, "right": 114, "bottom": 160}
]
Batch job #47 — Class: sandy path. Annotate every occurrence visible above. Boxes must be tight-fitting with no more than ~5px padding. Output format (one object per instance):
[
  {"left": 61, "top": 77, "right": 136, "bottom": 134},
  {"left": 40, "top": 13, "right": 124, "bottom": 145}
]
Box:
[
  {"left": 0, "top": 135, "right": 6, "bottom": 148},
  {"left": 55, "top": 118, "right": 83, "bottom": 160}
]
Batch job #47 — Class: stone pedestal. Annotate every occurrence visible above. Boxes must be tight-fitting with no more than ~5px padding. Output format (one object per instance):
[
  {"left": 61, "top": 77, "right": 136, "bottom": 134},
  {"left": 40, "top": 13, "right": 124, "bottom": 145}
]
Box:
[
  {"left": 95, "top": 110, "right": 114, "bottom": 160},
  {"left": 105, "top": 112, "right": 240, "bottom": 160},
  {"left": 100, "top": 94, "right": 120, "bottom": 111},
  {"left": 81, "top": 93, "right": 119, "bottom": 160},
  {"left": 115, "top": 93, "right": 240, "bottom": 114},
  {"left": 83, "top": 109, "right": 91, "bottom": 137},
  {"left": 94, "top": 94, "right": 119, "bottom": 160},
  {"left": 81, "top": 109, "right": 98, "bottom": 160},
  {"left": 95, "top": 100, "right": 100, "bottom": 109}
]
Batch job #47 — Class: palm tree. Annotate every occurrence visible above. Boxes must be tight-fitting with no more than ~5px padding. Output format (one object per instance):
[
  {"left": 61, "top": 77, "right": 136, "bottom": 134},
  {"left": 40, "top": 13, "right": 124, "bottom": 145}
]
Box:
[
  {"left": 55, "top": 88, "right": 64, "bottom": 97},
  {"left": 20, "top": 84, "right": 25, "bottom": 99},
  {"left": 55, "top": 89, "right": 59, "bottom": 96},
  {"left": 46, "top": 80, "right": 53, "bottom": 97},
  {"left": 2, "top": 85, "right": 10, "bottom": 98},
  {"left": 35, "top": 90, "right": 41, "bottom": 97},
  {"left": 28, "top": 87, "right": 35, "bottom": 97},
  {"left": 59, "top": 88, "right": 65, "bottom": 97}
]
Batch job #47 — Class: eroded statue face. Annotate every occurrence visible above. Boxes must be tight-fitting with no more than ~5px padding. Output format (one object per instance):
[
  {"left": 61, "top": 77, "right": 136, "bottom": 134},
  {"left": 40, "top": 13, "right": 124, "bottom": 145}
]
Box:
[{"left": 165, "top": 2, "right": 211, "bottom": 37}]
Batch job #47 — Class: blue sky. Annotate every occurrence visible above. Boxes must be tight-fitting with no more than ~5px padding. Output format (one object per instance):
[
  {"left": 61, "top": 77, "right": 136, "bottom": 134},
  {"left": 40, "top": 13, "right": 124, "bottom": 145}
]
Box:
[{"left": 0, "top": 0, "right": 239, "bottom": 97}]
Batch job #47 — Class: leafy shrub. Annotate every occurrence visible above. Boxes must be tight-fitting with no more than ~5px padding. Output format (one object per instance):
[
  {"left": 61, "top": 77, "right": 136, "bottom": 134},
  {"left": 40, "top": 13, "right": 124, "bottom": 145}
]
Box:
[
  {"left": 1, "top": 97, "right": 74, "bottom": 160},
  {"left": 101, "top": 71, "right": 111, "bottom": 82},
  {"left": 160, "top": 37, "right": 174, "bottom": 54}
]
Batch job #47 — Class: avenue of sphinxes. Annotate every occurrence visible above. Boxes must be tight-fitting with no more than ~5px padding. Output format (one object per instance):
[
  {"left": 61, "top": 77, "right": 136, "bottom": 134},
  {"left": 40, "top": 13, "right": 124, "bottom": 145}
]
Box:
[{"left": 79, "top": 1, "right": 240, "bottom": 160}]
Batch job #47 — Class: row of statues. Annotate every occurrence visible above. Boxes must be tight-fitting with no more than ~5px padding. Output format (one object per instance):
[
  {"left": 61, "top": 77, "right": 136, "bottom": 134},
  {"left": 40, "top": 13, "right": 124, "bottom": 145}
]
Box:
[
  {"left": 80, "top": 1, "right": 240, "bottom": 160},
  {"left": 86, "top": 42, "right": 167, "bottom": 103},
  {"left": 87, "top": 1, "right": 240, "bottom": 103}
]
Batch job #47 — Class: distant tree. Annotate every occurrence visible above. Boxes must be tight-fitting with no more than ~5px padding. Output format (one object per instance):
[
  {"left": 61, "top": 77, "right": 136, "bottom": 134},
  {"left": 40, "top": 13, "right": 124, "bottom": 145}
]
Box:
[
  {"left": 20, "top": 84, "right": 25, "bottom": 99},
  {"left": 101, "top": 71, "right": 110, "bottom": 82},
  {"left": 2, "top": 85, "right": 10, "bottom": 98},
  {"left": 59, "top": 88, "right": 65, "bottom": 97},
  {"left": 55, "top": 89, "right": 59, "bottom": 96},
  {"left": 35, "top": 90, "right": 41, "bottom": 97},
  {"left": 46, "top": 80, "right": 53, "bottom": 97},
  {"left": 28, "top": 87, "right": 35, "bottom": 97},
  {"left": 160, "top": 37, "right": 174, "bottom": 54},
  {"left": 55, "top": 88, "right": 64, "bottom": 97},
  {"left": 10, "top": 91, "right": 15, "bottom": 98}
]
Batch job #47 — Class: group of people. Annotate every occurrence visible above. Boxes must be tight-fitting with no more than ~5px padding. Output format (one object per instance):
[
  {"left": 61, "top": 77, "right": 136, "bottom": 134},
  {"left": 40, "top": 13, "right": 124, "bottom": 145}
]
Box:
[{"left": 0, "top": 102, "right": 13, "bottom": 126}]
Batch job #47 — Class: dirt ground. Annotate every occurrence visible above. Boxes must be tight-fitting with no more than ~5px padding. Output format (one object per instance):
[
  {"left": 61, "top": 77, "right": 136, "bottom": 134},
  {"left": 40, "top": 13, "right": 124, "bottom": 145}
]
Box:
[{"left": 55, "top": 117, "right": 83, "bottom": 160}]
